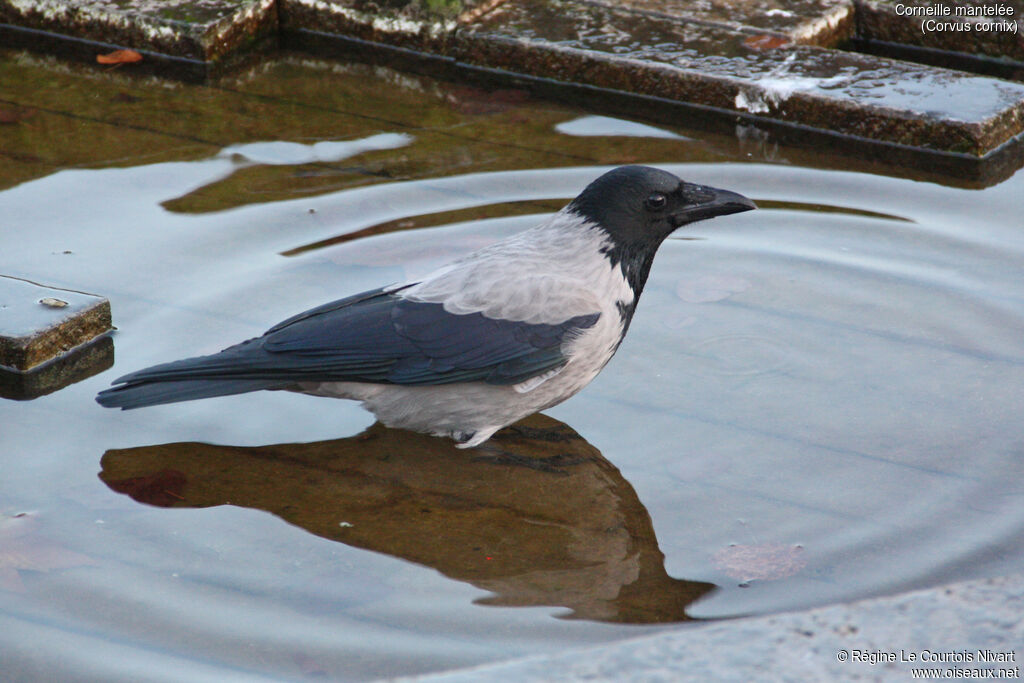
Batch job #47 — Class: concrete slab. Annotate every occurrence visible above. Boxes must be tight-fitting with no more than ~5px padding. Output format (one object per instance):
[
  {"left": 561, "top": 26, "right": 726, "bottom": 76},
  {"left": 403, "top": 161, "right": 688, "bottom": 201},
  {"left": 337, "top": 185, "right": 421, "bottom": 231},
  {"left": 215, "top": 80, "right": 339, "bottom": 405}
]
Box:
[
  {"left": 280, "top": 0, "right": 1024, "bottom": 159},
  {"left": 278, "top": 0, "right": 447, "bottom": 56},
  {"left": 453, "top": 0, "right": 1024, "bottom": 156},
  {"left": 279, "top": 0, "right": 499, "bottom": 53},
  {"left": 404, "top": 573, "right": 1024, "bottom": 682},
  {"left": 3, "top": 0, "right": 1024, "bottom": 160},
  {"left": 0, "top": 0, "right": 277, "bottom": 76},
  {"left": 0, "top": 275, "right": 111, "bottom": 372},
  {"left": 585, "top": 0, "right": 856, "bottom": 47},
  {"left": 0, "top": 335, "right": 113, "bottom": 400}
]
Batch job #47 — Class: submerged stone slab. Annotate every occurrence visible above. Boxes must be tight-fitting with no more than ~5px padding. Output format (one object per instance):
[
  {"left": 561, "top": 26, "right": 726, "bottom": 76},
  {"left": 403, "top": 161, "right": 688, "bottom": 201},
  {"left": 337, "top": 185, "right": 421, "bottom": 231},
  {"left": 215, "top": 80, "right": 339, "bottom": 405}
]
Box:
[
  {"left": 0, "top": 0, "right": 277, "bottom": 65},
  {"left": 281, "top": 0, "right": 1024, "bottom": 157},
  {"left": 410, "top": 573, "right": 1024, "bottom": 682},
  {"left": 0, "top": 335, "right": 113, "bottom": 400},
  {"left": 0, "top": 276, "right": 112, "bottom": 372},
  {"left": 454, "top": 0, "right": 1024, "bottom": 156},
  {"left": 4, "top": 0, "right": 1024, "bottom": 163}
]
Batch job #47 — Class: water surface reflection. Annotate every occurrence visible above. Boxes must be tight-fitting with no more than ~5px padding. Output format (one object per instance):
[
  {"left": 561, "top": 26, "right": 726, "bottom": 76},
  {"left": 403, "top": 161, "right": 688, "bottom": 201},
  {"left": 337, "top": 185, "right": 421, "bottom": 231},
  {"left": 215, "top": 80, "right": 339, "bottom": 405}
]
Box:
[
  {"left": 99, "top": 414, "right": 715, "bottom": 624},
  {"left": 4, "top": 47, "right": 1024, "bottom": 681}
]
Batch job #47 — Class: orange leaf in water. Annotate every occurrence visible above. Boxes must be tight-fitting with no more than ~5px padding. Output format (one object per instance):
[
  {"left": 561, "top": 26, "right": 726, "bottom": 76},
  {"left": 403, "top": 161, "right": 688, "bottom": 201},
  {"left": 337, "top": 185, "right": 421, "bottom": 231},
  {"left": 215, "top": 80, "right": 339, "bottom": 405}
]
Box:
[
  {"left": 97, "top": 49, "right": 143, "bottom": 65},
  {"left": 713, "top": 542, "right": 806, "bottom": 583}
]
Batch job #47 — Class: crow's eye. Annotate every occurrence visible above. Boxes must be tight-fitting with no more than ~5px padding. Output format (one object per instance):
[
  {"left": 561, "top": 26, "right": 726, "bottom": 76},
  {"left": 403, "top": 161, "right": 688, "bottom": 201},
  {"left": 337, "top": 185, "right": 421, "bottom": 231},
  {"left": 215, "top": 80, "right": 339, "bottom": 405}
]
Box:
[{"left": 645, "top": 193, "right": 667, "bottom": 210}]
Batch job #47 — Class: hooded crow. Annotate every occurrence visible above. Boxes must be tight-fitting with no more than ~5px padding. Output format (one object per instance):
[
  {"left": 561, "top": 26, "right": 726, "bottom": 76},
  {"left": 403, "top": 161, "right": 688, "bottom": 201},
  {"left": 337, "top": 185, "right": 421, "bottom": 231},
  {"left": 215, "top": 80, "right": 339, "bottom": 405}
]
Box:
[{"left": 97, "top": 166, "right": 756, "bottom": 447}]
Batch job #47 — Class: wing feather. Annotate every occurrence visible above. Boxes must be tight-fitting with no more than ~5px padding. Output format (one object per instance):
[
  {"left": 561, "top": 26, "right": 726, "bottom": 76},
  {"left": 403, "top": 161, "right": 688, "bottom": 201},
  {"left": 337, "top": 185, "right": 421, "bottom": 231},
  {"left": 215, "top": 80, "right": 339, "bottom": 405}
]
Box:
[{"left": 104, "top": 286, "right": 601, "bottom": 390}]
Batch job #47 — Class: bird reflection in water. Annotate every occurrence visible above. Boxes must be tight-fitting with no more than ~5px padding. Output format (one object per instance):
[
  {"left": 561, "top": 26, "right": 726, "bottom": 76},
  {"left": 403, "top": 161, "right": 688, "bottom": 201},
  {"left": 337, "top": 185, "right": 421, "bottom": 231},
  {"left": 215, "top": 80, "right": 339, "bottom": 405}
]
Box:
[{"left": 98, "top": 414, "right": 715, "bottom": 624}]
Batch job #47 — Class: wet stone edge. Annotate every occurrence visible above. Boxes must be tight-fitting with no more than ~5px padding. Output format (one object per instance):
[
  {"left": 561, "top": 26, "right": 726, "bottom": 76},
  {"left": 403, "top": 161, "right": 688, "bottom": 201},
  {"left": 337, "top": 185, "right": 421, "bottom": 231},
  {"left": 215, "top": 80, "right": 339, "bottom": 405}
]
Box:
[
  {"left": 0, "top": 0, "right": 279, "bottom": 62},
  {"left": 0, "top": 297, "right": 112, "bottom": 373},
  {"left": 2, "top": 0, "right": 1024, "bottom": 165},
  {"left": 274, "top": 0, "right": 1024, "bottom": 157}
]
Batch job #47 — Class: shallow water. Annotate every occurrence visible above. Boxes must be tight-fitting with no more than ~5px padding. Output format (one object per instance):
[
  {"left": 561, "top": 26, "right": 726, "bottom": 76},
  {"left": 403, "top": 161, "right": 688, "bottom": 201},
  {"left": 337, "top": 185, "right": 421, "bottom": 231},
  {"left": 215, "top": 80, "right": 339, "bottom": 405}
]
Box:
[{"left": 2, "top": 51, "right": 1024, "bottom": 681}]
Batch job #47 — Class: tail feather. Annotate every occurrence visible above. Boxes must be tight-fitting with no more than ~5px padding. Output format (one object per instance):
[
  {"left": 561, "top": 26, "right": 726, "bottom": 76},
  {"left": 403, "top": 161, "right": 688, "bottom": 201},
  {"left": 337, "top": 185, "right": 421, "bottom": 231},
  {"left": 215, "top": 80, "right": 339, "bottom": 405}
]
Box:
[
  {"left": 96, "top": 343, "right": 286, "bottom": 410},
  {"left": 96, "top": 377, "right": 283, "bottom": 409}
]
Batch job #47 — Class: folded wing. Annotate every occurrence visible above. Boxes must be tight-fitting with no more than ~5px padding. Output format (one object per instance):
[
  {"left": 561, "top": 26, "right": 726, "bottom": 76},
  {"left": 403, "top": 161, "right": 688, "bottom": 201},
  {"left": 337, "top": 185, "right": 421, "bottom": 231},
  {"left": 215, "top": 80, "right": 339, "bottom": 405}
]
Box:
[{"left": 96, "top": 286, "right": 600, "bottom": 409}]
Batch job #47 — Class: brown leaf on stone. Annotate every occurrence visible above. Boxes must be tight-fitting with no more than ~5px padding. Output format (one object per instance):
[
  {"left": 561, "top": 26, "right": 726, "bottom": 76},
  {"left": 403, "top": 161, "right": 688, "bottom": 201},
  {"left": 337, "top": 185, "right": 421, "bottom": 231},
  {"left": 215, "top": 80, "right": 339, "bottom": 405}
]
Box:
[
  {"left": 712, "top": 542, "right": 806, "bottom": 582},
  {"left": 744, "top": 34, "right": 790, "bottom": 50},
  {"left": 97, "top": 49, "right": 143, "bottom": 65}
]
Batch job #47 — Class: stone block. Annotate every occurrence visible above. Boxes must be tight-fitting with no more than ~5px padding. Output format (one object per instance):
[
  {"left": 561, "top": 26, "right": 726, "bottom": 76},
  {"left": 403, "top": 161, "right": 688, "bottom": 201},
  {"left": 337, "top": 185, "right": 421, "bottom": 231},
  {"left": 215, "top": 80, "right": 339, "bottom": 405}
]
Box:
[
  {"left": 0, "top": 275, "right": 112, "bottom": 373},
  {"left": 0, "top": 0, "right": 278, "bottom": 73}
]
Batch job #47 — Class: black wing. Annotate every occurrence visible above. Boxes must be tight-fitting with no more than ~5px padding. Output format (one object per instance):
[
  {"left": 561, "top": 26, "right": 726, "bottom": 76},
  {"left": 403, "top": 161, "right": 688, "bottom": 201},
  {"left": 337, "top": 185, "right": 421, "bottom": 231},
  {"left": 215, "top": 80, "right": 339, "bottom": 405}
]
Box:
[
  {"left": 260, "top": 286, "right": 600, "bottom": 385},
  {"left": 98, "top": 286, "right": 600, "bottom": 408}
]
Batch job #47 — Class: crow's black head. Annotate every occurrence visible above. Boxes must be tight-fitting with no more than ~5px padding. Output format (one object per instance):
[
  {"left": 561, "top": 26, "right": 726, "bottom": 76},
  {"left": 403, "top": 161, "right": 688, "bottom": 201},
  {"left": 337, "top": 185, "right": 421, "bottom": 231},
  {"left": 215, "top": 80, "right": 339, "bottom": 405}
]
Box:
[
  {"left": 568, "top": 165, "right": 756, "bottom": 295},
  {"left": 569, "top": 165, "right": 756, "bottom": 249}
]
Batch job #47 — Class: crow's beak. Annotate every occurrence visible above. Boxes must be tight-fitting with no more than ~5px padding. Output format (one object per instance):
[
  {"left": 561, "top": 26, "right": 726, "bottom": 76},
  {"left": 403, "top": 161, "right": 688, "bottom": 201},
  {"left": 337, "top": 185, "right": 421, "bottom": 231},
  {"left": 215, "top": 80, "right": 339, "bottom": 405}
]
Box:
[{"left": 672, "top": 184, "right": 757, "bottom": 227}]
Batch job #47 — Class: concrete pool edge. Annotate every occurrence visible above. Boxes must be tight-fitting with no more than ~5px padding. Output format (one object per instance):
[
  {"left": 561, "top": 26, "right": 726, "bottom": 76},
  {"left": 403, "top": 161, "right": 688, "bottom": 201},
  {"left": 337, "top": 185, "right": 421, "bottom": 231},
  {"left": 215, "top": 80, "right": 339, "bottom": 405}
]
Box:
[
  {"left": 401, "top": 572, "right": 1024, "bottom": 681},
  {"left": 2, "top": 0, "right": 1024, "bottom": 164}
]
